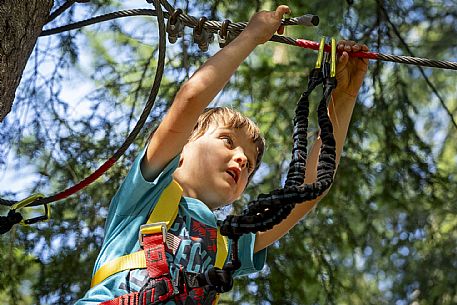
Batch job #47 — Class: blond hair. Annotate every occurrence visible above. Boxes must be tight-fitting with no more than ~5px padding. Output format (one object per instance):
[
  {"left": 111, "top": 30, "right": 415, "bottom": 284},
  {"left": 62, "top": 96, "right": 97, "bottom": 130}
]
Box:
[{"left": 190, "top": 107, "right": 265, "bottom": 179}]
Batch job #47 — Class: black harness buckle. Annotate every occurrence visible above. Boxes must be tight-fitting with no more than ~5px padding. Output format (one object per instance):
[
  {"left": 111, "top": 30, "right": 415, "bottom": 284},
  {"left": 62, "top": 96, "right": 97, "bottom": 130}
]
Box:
[{"left": 138, "top": 276, "right": 176, "bottom": 305}]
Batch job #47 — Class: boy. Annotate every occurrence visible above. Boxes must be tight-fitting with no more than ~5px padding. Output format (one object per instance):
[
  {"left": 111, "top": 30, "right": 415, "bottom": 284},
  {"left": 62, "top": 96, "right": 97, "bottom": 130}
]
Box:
[{"left": 76, "top": 4, "right": 369, "bottom": 305}]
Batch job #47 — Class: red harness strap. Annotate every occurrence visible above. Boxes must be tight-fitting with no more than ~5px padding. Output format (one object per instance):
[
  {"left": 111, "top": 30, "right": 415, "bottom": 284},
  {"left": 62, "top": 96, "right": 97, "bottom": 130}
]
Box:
[{"left": 100, "top": 233, "right": 175, "bottom": 305}]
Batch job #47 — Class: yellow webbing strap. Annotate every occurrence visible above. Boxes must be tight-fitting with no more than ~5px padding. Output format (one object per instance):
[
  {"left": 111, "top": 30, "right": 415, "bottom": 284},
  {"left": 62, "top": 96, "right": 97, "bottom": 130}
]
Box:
[
  {"left": 215, "top": 228, "right": 228, "bottom": 268},
  {"left": 91, "top": 180, "right": 183, "bottom": 288},
  {"left": 90, "top": 251, "right": 147, "bottom": 288},
  {"left": 146, "top": 179, "right": 183, "bottom": 228},
  {"left": 213, "top": 228, "right": 229, "bottom": 304}
]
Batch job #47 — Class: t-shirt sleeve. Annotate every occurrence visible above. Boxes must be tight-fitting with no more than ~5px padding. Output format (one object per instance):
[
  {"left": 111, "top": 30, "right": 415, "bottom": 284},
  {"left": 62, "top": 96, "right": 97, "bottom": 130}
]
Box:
[
  {"left": 233, "top": 232, "right": 267, "bottom": 277},
  {"left": 103, "top": 148, "right": 180, "bottom": 242}
]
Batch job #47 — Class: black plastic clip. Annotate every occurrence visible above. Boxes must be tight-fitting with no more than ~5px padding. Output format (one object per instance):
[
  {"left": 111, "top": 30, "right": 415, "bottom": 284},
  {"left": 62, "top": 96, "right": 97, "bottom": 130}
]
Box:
[
  {"left": 218, "top": 20, "right": 233, "bottom": 48},
  {"left": 193, "top": 17, "right": 213, "bottom": 52},
  {"left": 166, "top": 8, "right": 184, "bottom": 44}
]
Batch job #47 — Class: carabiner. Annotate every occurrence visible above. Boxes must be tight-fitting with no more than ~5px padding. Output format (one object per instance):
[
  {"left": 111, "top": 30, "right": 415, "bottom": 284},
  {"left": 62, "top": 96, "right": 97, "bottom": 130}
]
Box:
[
  {"left": 321, "top": 37, "right": 332, "bottom": 79},
  {"left": 330, "top": 37, "right": 337, "bottom": 78},
  {"left": 315, "top": 36, "right": 326, "bottom": 69},
  {"left": 10, "top": 193, "right": 50, "bottom": 225},
  {"left": 193, "top": 16, "right": 213, "bottom": 52}
]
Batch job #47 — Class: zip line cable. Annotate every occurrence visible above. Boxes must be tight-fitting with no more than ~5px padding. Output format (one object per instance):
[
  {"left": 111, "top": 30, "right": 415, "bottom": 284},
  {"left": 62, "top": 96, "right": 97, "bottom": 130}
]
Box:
[
  {"left": 39, "top": 8, "right": 457, "bottom": 71},
  {"left": 47, "top": 0, "right": 90, "bottom": 23}
]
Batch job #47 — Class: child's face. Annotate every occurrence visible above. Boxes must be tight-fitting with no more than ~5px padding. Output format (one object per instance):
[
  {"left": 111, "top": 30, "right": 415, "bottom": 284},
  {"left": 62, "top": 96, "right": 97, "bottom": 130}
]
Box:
[{"left": 173, "top": 124, "right": 258, "bottom": 210}]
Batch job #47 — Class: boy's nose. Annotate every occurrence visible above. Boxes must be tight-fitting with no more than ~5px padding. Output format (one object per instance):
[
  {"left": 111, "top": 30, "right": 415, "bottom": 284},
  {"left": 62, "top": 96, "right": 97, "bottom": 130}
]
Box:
[{"left": 234, "top": 155, "right": 247, "bottom": 169}]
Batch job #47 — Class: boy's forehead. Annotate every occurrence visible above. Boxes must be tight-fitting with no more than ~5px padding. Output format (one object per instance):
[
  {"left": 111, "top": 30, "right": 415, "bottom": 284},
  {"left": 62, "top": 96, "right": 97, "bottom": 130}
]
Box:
[{"left": 210, "top": 124, "right": 251, "bottom": 139}]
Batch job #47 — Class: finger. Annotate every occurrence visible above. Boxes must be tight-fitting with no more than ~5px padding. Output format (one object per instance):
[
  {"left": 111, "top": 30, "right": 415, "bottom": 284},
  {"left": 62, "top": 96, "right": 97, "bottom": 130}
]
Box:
[
  {"left": 337, "top": 41, "right": 347, "bottom": 53},
  {"left": 336, "top": 51, "right": 349, "bottom": 73},
  {"left": 275, "top": 5, "right": 291, "bottom": 18},
  {"left": 352, "top": 44, "right": 361, "bottom": 52},
  {"left": 344, "top": 40, "right": 356, "bottom": 52},
  {"left": 337, "top": 40, "right": 353, "bottom": 52}
]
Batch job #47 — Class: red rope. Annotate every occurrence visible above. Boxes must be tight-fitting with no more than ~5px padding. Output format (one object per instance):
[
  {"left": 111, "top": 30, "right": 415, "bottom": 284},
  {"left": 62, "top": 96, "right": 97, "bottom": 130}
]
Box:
[
  {"left": 52, "top": 157, "right": 117, "bottom": 201},
  {"left": 295, "top": 39, "right": 379, "bottom": 60}
]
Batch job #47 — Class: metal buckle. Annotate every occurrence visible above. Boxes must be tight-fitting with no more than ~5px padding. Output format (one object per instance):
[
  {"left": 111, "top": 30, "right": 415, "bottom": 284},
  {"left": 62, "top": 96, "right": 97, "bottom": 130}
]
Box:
[{"left": 139, "top": 222, "right": 168, "bottom": 246}]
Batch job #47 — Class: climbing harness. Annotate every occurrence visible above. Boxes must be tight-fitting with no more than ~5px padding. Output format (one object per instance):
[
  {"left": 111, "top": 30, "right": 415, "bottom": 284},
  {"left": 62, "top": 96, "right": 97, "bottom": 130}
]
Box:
[{"left": 93, "top": 179, "right": 232, "bottom": 305}]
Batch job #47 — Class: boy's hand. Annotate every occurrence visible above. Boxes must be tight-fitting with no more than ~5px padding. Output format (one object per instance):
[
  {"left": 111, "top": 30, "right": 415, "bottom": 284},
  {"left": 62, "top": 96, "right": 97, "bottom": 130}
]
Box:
[
  {"left": 335, "top": 40, "right": 369, "bottom": 97},
  {"left": 243, "top": 5, "right": 291, "bottom": 45}
]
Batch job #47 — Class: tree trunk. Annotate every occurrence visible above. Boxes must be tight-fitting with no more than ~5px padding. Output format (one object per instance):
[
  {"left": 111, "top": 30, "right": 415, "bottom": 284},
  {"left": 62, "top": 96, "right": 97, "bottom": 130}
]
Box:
[{"left": 0, "top": 0, "right": 53, "bottom": 122}]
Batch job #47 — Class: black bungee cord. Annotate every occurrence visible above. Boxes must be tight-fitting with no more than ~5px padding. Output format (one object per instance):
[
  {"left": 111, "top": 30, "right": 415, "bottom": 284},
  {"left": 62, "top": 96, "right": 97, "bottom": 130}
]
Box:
[{"left": 217, "top": 38, "right": 339, "bottom": 278}]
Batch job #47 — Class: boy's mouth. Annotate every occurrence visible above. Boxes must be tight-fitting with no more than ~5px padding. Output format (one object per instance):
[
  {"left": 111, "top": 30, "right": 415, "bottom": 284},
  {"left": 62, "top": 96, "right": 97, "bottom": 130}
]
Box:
[{"left": 226, "top": 168, "right": 240, "bottom": 184}]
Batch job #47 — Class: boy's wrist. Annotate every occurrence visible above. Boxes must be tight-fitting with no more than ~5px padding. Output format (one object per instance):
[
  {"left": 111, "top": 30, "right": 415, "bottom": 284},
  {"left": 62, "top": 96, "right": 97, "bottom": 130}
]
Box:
[
  {"left": 236, "top": 29, "right": 263, "bottom": 47},
  {"left": 330, "top": 89, "right": 358, "bottom": 116},
  {"left": 332, "top": 87, "right": 359, "bottom": 100}
]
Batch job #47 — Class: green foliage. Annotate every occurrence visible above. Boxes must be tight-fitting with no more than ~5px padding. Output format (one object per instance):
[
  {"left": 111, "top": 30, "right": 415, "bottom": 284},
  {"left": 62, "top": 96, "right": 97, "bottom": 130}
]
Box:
[{"left": 1, "top": 0, "right": 456, "bottom": 304}]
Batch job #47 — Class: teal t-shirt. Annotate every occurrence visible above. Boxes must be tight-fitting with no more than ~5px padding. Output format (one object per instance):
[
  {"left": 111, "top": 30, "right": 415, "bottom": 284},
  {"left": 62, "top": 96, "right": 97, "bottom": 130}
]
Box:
[{"left": 75, "top": 149, "right": 266, "bottom": 305}]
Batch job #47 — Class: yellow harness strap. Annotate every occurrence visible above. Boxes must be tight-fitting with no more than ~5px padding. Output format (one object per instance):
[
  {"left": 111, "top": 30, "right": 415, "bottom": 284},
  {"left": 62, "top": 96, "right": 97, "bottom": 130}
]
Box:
[
  {"left": 213, "top": 227, "right": 229, "bottom": 305},
  {"left": 90, "top": 179, "right": 229, "bottom": 301}
]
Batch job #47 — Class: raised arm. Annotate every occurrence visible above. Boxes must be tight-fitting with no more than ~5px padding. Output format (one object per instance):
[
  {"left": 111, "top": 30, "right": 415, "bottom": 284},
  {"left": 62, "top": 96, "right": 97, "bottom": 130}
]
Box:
[
  {"left": 254, "top": 40, "right": 369, "bottom": 252},
  {"left": 141, "top": 5, "right": 291, "bottom": 181}
]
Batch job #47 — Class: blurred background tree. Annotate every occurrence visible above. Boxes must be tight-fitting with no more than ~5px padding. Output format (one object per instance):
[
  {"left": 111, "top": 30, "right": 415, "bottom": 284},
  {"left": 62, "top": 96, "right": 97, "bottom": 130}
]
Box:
[{"left": 0, "top": 0, "right": 456, "bottom": 304}]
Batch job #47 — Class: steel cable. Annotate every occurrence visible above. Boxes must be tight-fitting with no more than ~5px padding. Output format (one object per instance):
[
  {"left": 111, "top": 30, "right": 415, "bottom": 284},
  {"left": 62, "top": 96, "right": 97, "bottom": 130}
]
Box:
[{"left": 39, "top": 9, "right": 457, "bottom": 71}]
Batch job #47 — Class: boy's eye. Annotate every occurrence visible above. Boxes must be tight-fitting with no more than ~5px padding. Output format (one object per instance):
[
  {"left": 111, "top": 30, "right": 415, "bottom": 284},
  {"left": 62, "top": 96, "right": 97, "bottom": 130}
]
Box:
[{"left": 221, "top": 136, "right": 233, "bottom": 146}]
